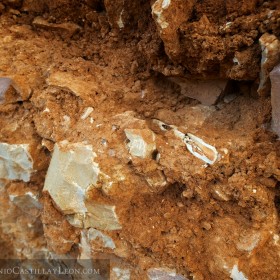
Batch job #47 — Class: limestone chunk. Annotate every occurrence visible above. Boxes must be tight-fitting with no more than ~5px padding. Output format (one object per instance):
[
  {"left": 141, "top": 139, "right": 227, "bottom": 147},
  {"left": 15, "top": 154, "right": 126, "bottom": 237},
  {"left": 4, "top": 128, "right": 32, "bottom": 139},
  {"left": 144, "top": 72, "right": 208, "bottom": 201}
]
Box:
[
  {"left": 0, "top": 143, "right": 33, "bottom": 182},
  {"left": 8, "top": 190, "right": 41, "bottom": 215},
  {"left": 230, "top": 265, "right": 248, "bottom": 280},
  {"left": 44, "top": 141, "right": 121, "bottom": 230},
  {"left": 258, "top": 33, "right": 280, "bottom": 96},
  {"left": 84, "top": 203, "right": 122, "bottom": 231},
  {"left": 125, "top": 129, "right": 156, "bottom": 158},
  {"left": 88, "top": 228, "right": 116, "bottom": 249},
  {"left": 147, "top": 267, "right": 186, "bottom": 280},
  {"left": 270, "top": 64, "right": 280, "bottom": 137},
  {"left": 170, "top": 77, "right": 230, "bottom": 106},
  {"left": 111, "top": 267, "right": 131, "bottom": 280},
  {"left": 43, "top": 141, "right": 100, "bottom": 214}
]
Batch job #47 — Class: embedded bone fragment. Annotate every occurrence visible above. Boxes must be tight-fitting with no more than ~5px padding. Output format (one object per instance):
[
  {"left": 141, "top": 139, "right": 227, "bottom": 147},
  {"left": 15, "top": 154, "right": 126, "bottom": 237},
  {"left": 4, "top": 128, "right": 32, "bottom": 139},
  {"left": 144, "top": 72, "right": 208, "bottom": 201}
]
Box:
[
  {"left": 270, "top": 64, "right": 280, "bottom": 137},
  {"left": 0, "top": 143, "right": 33, "bottom": 182},
  {"left": 183, "top": 133, "right": 219, "bottom": 165},
  {"left": 81, "top": 107, "right": 94, "bottom": 120},
  {"left": 125, "top": 129, "right": 156, "bottom": 158},
  {"left": 43, "top": 141, "right": 100, "bottom": 214}
]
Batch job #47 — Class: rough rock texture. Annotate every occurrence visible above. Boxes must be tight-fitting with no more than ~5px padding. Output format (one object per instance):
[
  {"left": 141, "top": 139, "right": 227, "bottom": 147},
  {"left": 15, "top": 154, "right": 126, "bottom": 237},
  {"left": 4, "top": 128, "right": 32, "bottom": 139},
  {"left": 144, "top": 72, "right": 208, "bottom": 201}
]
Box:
[
  {"left": 270, "top": 64, "right": 280, "bottom": 137},
  {"left": 0, "top": 1, "right": 279, "bottom": 280}
]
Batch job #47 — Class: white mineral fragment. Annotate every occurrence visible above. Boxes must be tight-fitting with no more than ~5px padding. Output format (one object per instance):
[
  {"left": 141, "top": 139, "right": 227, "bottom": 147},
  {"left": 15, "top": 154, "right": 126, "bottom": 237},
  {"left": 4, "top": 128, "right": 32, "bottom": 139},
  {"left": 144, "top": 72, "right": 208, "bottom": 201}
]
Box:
[
  {"left": 44, "top": 141, "right": 121, "bottom": 230},
  {"left": 0, "top": 143, "right": 33, "bottom": 182},
  {"left": 125, "top": 129, "right": 156, "bottom": 158},
  {"left": 43, "top": 141, "right": 100, "bottom": 214},
  {"left": 230, "top": 265, "right": 248, "bottom": 280},
  {"left": 148, "top": 267, "right": 186, "bottom": 280},
  {"left": 84, "top": 203, "right": 122, "bottom": 230}
]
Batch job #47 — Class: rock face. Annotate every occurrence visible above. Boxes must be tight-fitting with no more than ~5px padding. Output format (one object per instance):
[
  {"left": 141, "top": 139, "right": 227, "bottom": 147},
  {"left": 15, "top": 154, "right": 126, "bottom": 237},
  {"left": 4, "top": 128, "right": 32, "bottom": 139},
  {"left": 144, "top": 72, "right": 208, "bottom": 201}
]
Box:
[
  {"left": 170, "top": 78, "right": 230, "bottom": 105},
  {"left": 0, "top": 1, "right": 280, "bottom": 280},
  {"left": 270, "top": 64, "right": 280, "bottom": 137}
]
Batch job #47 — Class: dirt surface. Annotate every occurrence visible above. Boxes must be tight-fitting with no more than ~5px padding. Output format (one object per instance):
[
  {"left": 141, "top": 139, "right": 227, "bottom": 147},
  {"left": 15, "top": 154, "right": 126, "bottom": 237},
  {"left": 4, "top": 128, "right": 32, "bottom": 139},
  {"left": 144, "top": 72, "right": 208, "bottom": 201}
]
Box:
[{"left": 0, "top": 1, "right": 280, "bottom": 280}]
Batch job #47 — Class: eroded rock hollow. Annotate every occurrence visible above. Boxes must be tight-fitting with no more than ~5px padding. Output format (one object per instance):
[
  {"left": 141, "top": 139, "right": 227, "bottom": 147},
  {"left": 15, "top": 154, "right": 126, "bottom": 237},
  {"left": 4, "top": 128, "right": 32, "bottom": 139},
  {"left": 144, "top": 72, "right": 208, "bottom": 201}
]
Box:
[{"left": 0, "top": 0, "right": 280, "bottom": 279}]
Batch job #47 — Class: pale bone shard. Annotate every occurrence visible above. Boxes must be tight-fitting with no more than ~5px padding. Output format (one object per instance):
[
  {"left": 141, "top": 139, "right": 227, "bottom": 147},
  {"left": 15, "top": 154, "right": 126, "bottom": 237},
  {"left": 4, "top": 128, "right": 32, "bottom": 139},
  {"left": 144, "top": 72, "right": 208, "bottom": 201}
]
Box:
[
  {"left": 0, "top": 143, "right": 33, "bottom": 182},
  {"left": 33, "top": 17, "right": 81, "bottom": 37},
  {"left": 81, "top": 107, "right": 94, "bottom": 120},
  {"left": 84, "top": 203, "right": 122, "bottom": 231},
  {"left": 0, "top": 77, "right": 31, "bottom": 104},
  {"left": 270, "top": 64, "right": 280, "bottom": 137},
  {"left": 125, "top": 129, "right": 156, "bottom": 158},
  {"left": 111, "top": 267, "right": 131, "bottom": 280},
  {"left": 117, "top": 9, "right": 124, "bottom": 29},
  {"left": 147, "top": 267, "right": 187, "bottom": 280},
  {"left": 43, "top": 141, "right": 100, "bottom": 214},
  {"left": 152, "top": 0, "right": 170, "bottom": 29},
  {"left": 258, "top": 33, "right": 280, "bottom": 96},
  {"left": 183, "top": 133, "right": 219, "bottom": 165},
  {"left": 152, "top": 119, "right": 219, "bottom": 164},
  {"left": 230, "top": 265, "right": 248, "bottom": 280},
  {"left": 170, "top": 77, "right": 230, "bottom": 106},
  {"left": 88, "top": 228, "right": 116, "bottom": 249}
]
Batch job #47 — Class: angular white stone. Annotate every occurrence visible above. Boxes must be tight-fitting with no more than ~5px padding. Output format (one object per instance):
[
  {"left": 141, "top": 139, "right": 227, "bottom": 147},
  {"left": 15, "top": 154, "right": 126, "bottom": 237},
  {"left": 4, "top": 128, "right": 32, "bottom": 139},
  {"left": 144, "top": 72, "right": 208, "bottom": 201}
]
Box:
[
  {"left": 112, "top": 267, "right": 131, "bottom": 280},
  {"left": 258, "top": 33, "right": 280, "bottom": 95},
  {"left": 125, "top": 129, "right": 156, "bottom": 158},
  {"left": 147, "top": 267, "right": 186, "bottom": 280},
  {"left": 230, "top": 265, "right": 248, "bottom": 280},
  {"left": 44, "top": 141, "right": 100, "bottom": 214},
  {"left": 88, "top": 228, "right": 116, "bottom": 249},
  {"left": 85, "top": 203, "right": 122, "bottom": 231},
  {"left": 0, "top": 143, "right": 33, "bottom": 182},
  {"left": 44, "top": 141, "right": 121, "bottom": 230}
]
